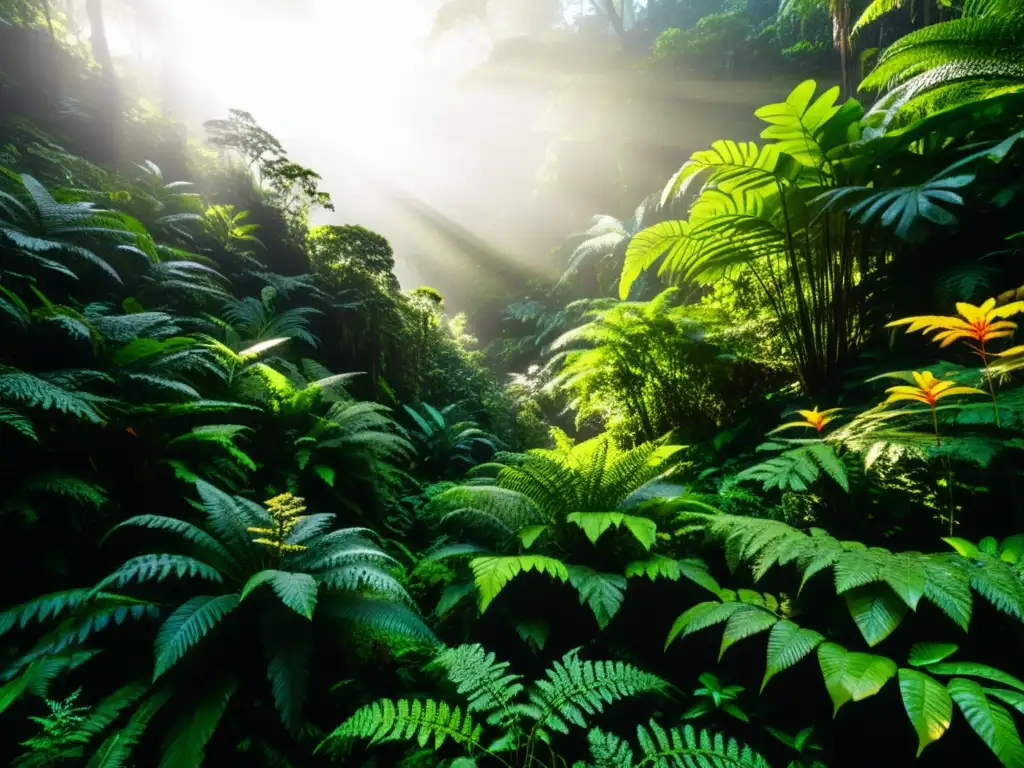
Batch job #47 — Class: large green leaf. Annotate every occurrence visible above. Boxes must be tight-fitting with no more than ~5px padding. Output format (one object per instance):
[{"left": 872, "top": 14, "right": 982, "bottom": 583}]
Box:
[
  {"left": 755, "top": 79, "right": 843, "bottom": 165},
  {"left": 153, "top": 595, "right": 239, "bottom": 680},
  {"left": 566, "top": 511, "right": 657, "bottom": 550},
  {"left": 818, "top": 643, "right": 897, "bottom": 716},
  {"left": 619, "top": 221, "right": 687, "bottom": 300},
  {"left": 719, "top": 605, "right": 778, "bottom": 660},
  {"left": 948, "top": 677, "right": 1024, "bottom": 768},
  {"left": 882, "top": 553, "right": 926, "bottom": 610},
  {"left": 908, "top": 643, "right": 959, "bottom": 667},
  {"left": 925, "top": 662, "right": 1024, "bottom": 693},
  {"left": 899, "top": 668, "right": 953, "bottom": 756},
  {"left": 158, "top": 678, "right": 237, "bottom": 768},
  {"left": 665, "top": 601, "right": 745, "bottom": 650},
  {"left": 566, "top": 566, "right": 626, "bottom": 630},
  {"left": 761, "top": 620, "right": 824, "bottom": 692},
  {"left": 470, "top": 555, "right": 568, "bottom": 612},
  {"left": 845, "top": 584, "right": 909, "bottom": 646},
  {"left": 625, "top": 555, "right": 721, "bottom": 595},
  {"left": 241, "top": 570, "right": 318, "bottom": 619}
]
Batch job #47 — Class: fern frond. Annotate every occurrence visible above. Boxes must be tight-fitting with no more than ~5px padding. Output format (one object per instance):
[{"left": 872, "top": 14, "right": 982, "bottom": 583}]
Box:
[
  {"left": 95, "top": 555, "right": 223, "bottom": 592},
  {"left": 566, "top": 566, "right": 627, "bottom": 630},
  {"left": 0, "top": 405, "right": 36, "bottom": 440},
  {"left": 430, "top": 644, "right": 524, "bottom": 726},
  {"left": 633, "top": 720, "right": 771, "bottom": 767},
  {"left": 525, "top": 649, "right": 668, "bottom": 735},
  {"left": 158, "top": 678, "right": 236, "bottom": 768},
  {"left": 471, "top": 555, "right": 569, "bottom": 612},
  {"left": 0, "top": 367, "right": 106, "bottom": 423},
  {"left": 153, "top": 595, "right": 239, "bottom": 679},
  {"left": 319, "top": 698, "right": 483, "bottom": 755},
  {"left": 323, "top": 596, "right": 437, "bottom": 643},
  {"left": 85, "top": 688, "right": 171, "bottom": 768},
  {"left": 0, "top": 590, "right": 101, "bottom": 636},
  {"left": 107, "top": 516, "right": 237, "bottom": 568}
]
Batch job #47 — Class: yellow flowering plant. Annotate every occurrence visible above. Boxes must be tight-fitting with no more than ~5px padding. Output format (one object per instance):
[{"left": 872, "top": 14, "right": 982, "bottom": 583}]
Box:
[
  {"left": 887, "top": 298, "right": 1024, "bottom": 425},
  {"left": 883, "top": 371, "right": 985, "bottom": 534},
  {"left": 770, "top": 406, "right": 842, "bottom": 434}
]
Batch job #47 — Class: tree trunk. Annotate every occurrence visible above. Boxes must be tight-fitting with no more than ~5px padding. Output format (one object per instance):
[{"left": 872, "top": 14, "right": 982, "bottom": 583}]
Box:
[
  {"left": 591, "top": 0, "right": 629, "bottom": 49},
  {"left": 86, "top": 0, "right": 121, "bottom": 164},
  {"left": 42, "top": 0, "right": 54, "bottom": 38},
  {"left": 832, "top": 0, "right": 856, "bottom": 98}
]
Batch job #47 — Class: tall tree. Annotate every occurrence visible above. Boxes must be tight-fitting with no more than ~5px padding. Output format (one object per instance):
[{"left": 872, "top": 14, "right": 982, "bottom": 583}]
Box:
[{"left": 85, "top": 0, "right": 121, "bottom": 162}]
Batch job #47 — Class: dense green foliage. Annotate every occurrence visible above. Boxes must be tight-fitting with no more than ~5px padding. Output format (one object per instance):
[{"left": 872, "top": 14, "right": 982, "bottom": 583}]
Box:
[{"left": 3, "top": 1, "right": 1024, "bottom": 767}]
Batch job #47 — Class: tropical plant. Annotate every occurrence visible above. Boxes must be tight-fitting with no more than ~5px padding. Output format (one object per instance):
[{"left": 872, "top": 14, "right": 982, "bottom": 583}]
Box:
[
  {"left": 558, "top": 192, "right": 678, "bottom": 297},
  {"left": 321, "top": 642, "right": 768, "bottom": 768},
  {"left": 888, "top": 298, "right": 1024, "bottom": 424},
  {"left": 403, "top": 403, "right": 499, "bottom": 479},
  {"left": 425, "top": 431, "right": 720, "bottom": 633},
  {"left": 682, "top": 672, "right": 749, "bottom": 723},
  {"left": 0, "top": 484, "right": 433, "bottom": 765},
  {"left": 619, "top": 80, "right": 873, "bottom": 397},
  {"left": 220, "top": 286, "right": 321, "bottom": 349},
  {"left": 860, "top": 0, "right": 1024, "bottom": 129},
  {"left": 547, "top": 288, "right": 778, "bottom": 444}
]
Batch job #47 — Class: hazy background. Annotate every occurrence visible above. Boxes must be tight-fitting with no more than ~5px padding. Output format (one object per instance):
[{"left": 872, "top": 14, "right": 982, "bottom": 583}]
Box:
[{"left": 96, "top": 0, "right": 792, "bottom": 314}]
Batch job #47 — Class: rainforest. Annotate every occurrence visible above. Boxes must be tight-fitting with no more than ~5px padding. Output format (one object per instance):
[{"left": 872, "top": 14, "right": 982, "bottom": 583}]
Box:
[{"left": 1, "top": 0, "right": 1023, "bottom": 766}]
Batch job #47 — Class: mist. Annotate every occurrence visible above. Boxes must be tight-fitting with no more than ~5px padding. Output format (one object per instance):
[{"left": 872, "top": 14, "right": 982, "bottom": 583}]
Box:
[{"left": 83, "top": 0, "right": 788, "bottom": 315}]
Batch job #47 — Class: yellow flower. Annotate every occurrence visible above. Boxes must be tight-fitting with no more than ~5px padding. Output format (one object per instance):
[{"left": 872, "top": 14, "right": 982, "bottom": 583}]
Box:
[
  {"left": 249, "top": 492, "right": 309, "bottom": 554},
  {"left": 771, "top": 406, "right": 841, "bottom": 434},
  {"left": 887, "top": 298, "right": 1024, "bottom": 352},
  {"left": 883, "top": 371, "right": 985, "bottom": 408}
]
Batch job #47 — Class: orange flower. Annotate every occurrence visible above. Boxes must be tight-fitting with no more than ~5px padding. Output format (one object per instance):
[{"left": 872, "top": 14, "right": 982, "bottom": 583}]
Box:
[
  {"left": 887, "top": 298, "right": 1024, "bottom": 352},
  {"left": 771, "top": 406, "right": 841, "bottom": 434},
  {"left": 883, "top": 371, "right": 985, "bottom": 408}
]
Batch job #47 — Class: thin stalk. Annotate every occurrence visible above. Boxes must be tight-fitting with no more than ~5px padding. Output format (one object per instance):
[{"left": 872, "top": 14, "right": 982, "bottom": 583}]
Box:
[
  {"left": 979, "top": 341, "right": 1001, "bottom": 428},
  {"left": 931, "top": 405, "right": 956, "bottom": 534}
]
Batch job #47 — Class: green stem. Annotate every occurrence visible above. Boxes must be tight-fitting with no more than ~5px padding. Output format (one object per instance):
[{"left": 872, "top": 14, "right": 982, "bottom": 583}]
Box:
[
  {"left": 980, "top": 344, "right": 1001, "bottom": 428},
  {"left": 932, "top": 406, "right": 955, "bottom": 534}
]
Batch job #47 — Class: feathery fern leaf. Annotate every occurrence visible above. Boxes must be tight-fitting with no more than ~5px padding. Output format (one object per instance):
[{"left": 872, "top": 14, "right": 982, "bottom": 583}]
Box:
[
  {"left": 95, "top": 555, "right": 223, "bottom": 591},
  {"left": 153, "top": 595, "right": 239, "bottom": 679},
  {"left": 566, "top": 566, "right": 627, "bottom": 630},
  {"left": 525, "top": 649, "right": 668, "bottom": 735},
  {"left": 633, "top": 720, "right": 771, "bottom": 767},
  {"left": 158, "top": 679, "right": 236, "bottom": 768},
  {"left": 430, "top": 644, "right": 524, "bottom": 726},
  {"left": 471, "top": 556, "right": 569, "bottom": 612},
  {"left": 319, "top": 699, "right": 483, "bottom": 755},
  {"left": 240, "top": 571, "right": 318, "bottom": 619}
]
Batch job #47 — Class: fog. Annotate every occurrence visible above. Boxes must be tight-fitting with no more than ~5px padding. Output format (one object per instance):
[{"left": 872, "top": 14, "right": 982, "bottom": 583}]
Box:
[{"left": 98, "top": 0, "right": 785, "bottom": 313}]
